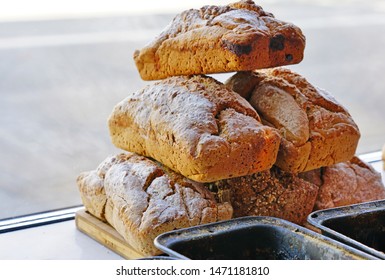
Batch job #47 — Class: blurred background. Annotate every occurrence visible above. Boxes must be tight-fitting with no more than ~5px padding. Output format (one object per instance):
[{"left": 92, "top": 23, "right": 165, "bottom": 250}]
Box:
[{"left": 1, "top": 0, "right": 385, "bottom": 219}]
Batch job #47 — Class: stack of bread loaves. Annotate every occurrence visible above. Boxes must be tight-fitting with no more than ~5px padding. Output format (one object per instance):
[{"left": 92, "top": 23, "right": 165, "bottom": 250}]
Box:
[{"left": 77, "top": 0, "right": 385, "bottom": 256}]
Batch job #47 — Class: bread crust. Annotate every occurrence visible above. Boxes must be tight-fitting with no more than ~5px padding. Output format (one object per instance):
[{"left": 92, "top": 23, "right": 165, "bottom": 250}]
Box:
[
  {"left": 134, "top": 0, "right": 305, "bottom": 80},
  {"left": 300, "top": 156, "right": 385, "bottom": 210},
  {"left": 226, "top": 67, "right": 361, "bottom": 173},
  {"left": 209, "top": 166, "right": 318, "bottom": 225},
  {"left": 109, "top": 75, "right": 281, "bottom": 182},
  {"left": 76, "top": 153, "right": 233, "bottom": 256}
]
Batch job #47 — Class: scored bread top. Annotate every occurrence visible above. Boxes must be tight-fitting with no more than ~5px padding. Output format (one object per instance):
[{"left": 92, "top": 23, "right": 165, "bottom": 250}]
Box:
[
  {"left": 77, "top": 152, "right": 233, "bottom": 256},
  {"left": 108, "top": 75, "right": 281, "bottom": 182},
  {"left": 134, "top": 0, "right": 305, "bottom": 80},
  {"left": 226, "top": 67, "right": 361, "bottom": 173}
]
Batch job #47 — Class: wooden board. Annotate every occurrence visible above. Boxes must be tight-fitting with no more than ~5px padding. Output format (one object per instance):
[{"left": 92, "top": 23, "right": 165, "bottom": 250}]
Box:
[{"left": 75, "top": 209, "right": 144, "bottom": 259}]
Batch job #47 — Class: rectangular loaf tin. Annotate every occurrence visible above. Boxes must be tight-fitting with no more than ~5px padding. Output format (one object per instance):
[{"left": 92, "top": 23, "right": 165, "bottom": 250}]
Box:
[
  {"left": 307, "top": 199, "right": 385, "bottom": 259},
  {"left": 154, "top": 216, "right": 376, "bottom": 260}
]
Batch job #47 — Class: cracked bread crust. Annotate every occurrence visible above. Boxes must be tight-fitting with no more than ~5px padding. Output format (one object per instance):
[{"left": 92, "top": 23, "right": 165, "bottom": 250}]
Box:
[
  {"left": 108, "top": 75, "right": 281, "bottom": 182},
  {"left": 76, "top": 153, "right": 233, "bottom": 256},
  {"left": 209, "top": 166, "right": 318, "bottom": 225},
  {"left": 225, "top": 67, "right": 361, "bottom": 173},
  {"left": 76, "top": 154, "right": 137, "bottom": 221},
  {"left": 133, "top": 0, "right": 305, "bottom": 80},
  {"left": 300, "top": 156, "right": 385, "bottom": 210}
]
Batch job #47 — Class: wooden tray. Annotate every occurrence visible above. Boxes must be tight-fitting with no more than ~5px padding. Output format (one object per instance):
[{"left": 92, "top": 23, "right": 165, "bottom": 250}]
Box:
[{"left": 75, "top": 209, "right": 144, "bottom": 259}]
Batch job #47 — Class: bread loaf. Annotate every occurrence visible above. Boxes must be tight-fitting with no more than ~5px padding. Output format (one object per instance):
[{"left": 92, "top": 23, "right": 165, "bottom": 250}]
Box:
[
  {"left": 210, "top": 167, "right": 318, "bottom": 225},
  {"left": 108, "top": 75, "right": 281, "bottom": 182},
  {"left": 226, "top": 67, "right": 361, "bottom": 173},
  {"left": 76, "top": 153, "right": 233, "bottom": 256},
  {"left": 134, "top": 0, "right": 305, "bottom": 80},
  {"left": 300, "top": 156, "right": 385, "bottom": 210}
]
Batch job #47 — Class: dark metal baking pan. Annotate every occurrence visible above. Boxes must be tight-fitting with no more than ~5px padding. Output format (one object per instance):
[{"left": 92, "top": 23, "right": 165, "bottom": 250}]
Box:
[
  {"left": 154, "top": 216, "right": 376, "bottom": 260},
  {"left": 308, "top": 199, "right": 385, "bottom": 259}
]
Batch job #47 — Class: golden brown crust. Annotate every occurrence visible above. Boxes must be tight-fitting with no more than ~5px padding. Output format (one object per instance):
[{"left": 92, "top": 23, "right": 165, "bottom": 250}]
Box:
[
  {"left": 225, "top": 68, "right": 361, "bottom": 173},
  {"left": 76, "top": 154, "right": 136, "bottom": 221},
  {"left": 77, "top": 171, "right": 107, "bottom": 221},
  {"left": 210, "top": 167, "right": 318, "bottom": 225},
  {"left": 76, "top": 153, "right": 233, "bottom": 256},
  {"left": 108, "top": 75, "right": 281, "bottom": 182},
  {"left": 134, "top": 0, "right": 305, "bottom": 80},
  {"left": 300, "top": 156, "right": 385, "bottom": 210}
]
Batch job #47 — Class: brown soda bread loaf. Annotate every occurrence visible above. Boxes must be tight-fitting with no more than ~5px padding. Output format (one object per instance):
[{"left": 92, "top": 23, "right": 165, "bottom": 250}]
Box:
[
  {"left": 209, "top": 166, "right": 319, "bottom": 225},
  {"left": 108, "top": 75, "right": 281, "bottom": 182},
  {"left": 300, "top": 156, "right": 385, "bottom": 210},
  {"left": 226, "top": 67, "right": 360, "bottom": 173},
  {"left": 76, "top": 153, "right": 233, "bottom": 256},
  {"left": 134, "top": 0, "right": 305, "bottom": 80}
]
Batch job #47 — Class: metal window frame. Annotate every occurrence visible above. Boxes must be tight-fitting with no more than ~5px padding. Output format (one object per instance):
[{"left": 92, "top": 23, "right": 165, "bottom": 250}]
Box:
[{"left": 0, "top": 205, "right": 84, "bottom": 234}]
